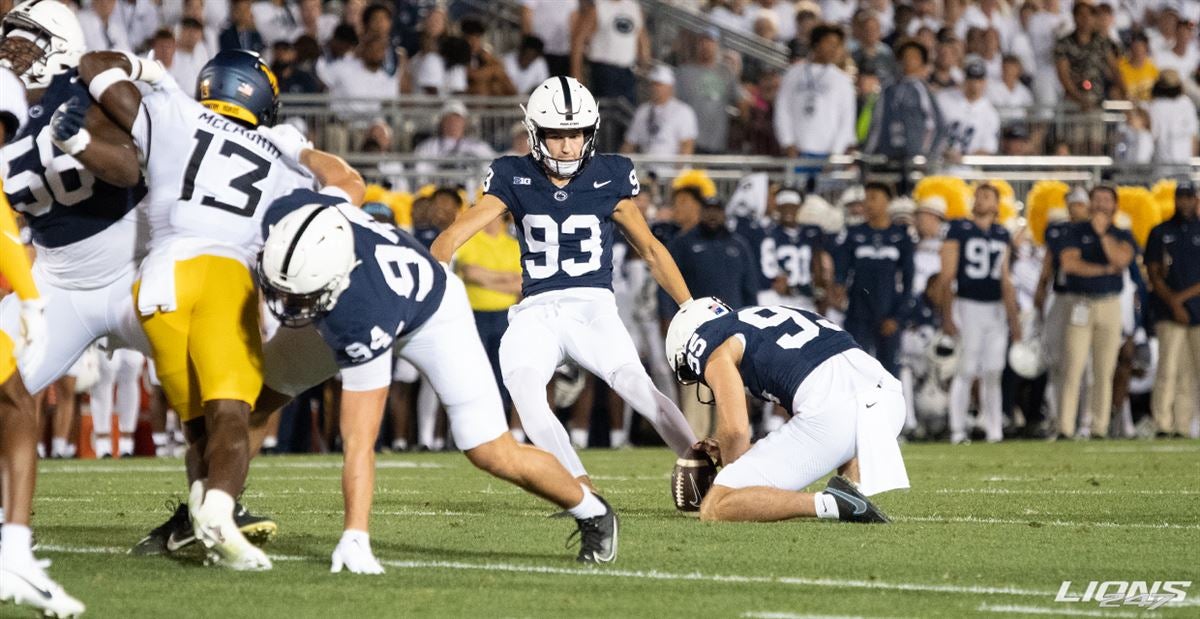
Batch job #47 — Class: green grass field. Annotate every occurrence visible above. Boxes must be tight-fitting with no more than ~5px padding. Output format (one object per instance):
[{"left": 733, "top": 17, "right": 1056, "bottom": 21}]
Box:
[{"left": 12, "top": 440, "right": 1200, "bottom": 618}]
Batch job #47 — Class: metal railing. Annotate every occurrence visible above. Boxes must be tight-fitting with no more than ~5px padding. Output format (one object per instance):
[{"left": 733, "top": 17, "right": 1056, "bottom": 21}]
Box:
[{"left": 641, "top": 0, "right": 789, "bottom": 70}]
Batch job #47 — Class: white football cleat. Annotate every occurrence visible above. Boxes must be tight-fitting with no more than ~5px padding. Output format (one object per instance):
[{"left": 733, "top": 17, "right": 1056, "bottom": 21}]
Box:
[
  {"left": 0, "top": 559, "right": 86, "bottom": 618},
  {"left": 190, "top": 483, "right": 272, "bottom": 571},
  {"left": 330, "top": 531, "right": 385, "bottom": 575}
]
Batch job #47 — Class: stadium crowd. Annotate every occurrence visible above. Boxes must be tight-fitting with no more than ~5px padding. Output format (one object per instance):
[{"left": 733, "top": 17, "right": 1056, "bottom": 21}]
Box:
[{"left": 0, "top": 0, "right": 1197, "bottom": 461}]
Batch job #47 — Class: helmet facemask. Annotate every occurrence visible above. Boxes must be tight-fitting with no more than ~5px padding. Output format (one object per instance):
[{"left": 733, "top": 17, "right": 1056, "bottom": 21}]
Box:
[
  {"left": 523, "top": 106, "right": 599, "bottom": 179},
  {"left": 258, "top": 257, "right": 355, "bottom": 328}
]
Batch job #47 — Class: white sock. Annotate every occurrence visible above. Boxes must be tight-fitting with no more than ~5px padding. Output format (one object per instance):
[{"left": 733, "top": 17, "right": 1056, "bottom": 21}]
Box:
[
  {"left": 814, "top": 492, "right": 840, "bottom": 520},
  {"left": 340, "top": 529, "right": 370, "bottom": 545},
  {"left": 0, "top": 524, "right": 34, "bottom": 566},
  {"left": 118, "top": 436, "right": 134, "bottom": 456},
  {"left": 94, "top": 434, "right": 112, "bottom": 457},
  {"left": 391, "top": 438, "right": 407, "bottom": 451},
  {"left": 201, "top": 489, "right": 236, "bottom": 523},
  {"left": 262, "top": 435, "right": 278, "bottom": 450},
  {"left": 152, "top": 432, "right": 168, "bottom": 447},
  {"left": 51, "top": 437, "right": 69, "bottom": 457},
  {"left": 610, "top": 428, "right": 627, "bottom": 448},
  {"left": 510, "top": 429, "right": 526, "bottom": 444},
  {"left": 566, "top": 486, "right": 606, "bottom": 519},
  {"left": 569, "top": 427, "right": 589, "bottom": 449}
]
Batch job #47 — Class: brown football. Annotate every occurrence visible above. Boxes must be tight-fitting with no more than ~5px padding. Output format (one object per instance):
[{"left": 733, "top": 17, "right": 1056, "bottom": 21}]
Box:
[{"left": 671, "top": 446, "right": 717, "bottom": 514}]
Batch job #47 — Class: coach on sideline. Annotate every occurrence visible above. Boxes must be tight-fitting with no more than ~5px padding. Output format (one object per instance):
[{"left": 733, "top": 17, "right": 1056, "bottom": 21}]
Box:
[
  {"left": 1057, "top": 185, "right": 1136, "bottom": 439},
  {"left": 1146, "top": 181, "right": 1200, "bottom": 437}
]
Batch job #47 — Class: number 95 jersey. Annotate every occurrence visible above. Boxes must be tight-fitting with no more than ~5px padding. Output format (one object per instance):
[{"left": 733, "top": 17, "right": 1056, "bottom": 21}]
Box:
[
  {"left": 483, "top": 153, "right": 639, "bottom": 298},
  {"left": 132, "top": 77, "right": 314, "bottom": 265}
]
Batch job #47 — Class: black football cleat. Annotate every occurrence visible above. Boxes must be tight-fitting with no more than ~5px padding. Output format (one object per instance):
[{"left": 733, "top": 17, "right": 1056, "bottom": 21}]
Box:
[
  {"left": 130, "top": 501, "right": 192, "bottom": 555},
  {"left": 825, "top": 476, "right": 891, "bottom": 524},
  {"left": 569, "top": 495, "right": 618, "bottom": 564},
  {"left": 235, "top": 503, "right": 278, "bottom": 546}
]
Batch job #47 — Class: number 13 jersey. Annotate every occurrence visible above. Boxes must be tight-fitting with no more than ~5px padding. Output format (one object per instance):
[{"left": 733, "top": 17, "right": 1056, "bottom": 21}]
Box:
[
  {"left": 132, "top": 77, "right": 314, "bottom": 266},
  {"left": 483, "top": 153, "right": 639, "bottom": 298}
]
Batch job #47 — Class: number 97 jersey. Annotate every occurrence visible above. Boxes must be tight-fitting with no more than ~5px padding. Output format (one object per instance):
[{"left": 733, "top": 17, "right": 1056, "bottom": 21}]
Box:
[
  {"left": 483, "top": 153, "right": 639, "bottom": 298},
  {"left": 946, "top": 219, "right": 1010, "bottom": 302},
  {"left": 132, "top": 77, "right": 314, "bottom": 264}
]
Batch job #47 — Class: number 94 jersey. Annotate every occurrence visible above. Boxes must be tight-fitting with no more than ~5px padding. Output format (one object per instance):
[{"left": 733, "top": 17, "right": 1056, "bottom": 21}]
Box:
[
  {"left": 132, "top": 77, "right": 314, "bottom": 265},
  {"left": 946, "top": 219, "right": 1010, "bottom": 302},
  {"left": 685, "top": 305, "right": 857, "bottom": 410},
  {"left": 264, "top": 189, "right": 448, "bottom": 368},
  {"left": 483, "top": 153, "right": 639, "bottom": 298}
]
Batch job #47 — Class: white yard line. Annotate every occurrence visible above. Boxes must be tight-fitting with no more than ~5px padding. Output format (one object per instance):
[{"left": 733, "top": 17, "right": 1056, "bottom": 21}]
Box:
[
  {"left": 742, "top": 613, "right": 893, "bottom": 619},
  {"left": 897, "top": 515, "right": 1200, "bottom": 530},
  {"left": 977, "top": 603, "right": 1147, "bottom": 617},
  {"left": 934, "top": 488, "right": 1200, "bottom": 496},
  {"left": 39, "top": 460, "right": 445, "bottom": 474}
]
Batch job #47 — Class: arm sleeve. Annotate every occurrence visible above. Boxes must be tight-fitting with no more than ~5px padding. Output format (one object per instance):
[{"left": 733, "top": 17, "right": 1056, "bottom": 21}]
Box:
[{"left": 0, "top": 189, "right": 39, "bottom": 301}]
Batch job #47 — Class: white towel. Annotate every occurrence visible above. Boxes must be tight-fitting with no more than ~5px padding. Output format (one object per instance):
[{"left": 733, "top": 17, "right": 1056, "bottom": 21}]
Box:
[
  {"left": 136, "top": 250, "right": 178, "bottom": 316},
  {"left": 854, "top": 376, "right": 911, "bottom": 497}
]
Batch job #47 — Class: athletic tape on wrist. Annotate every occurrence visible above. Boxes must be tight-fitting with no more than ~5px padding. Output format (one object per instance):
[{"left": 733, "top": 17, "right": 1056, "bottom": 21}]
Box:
[
  {"left": 55, "top": 128, "right": 91, "bottom": 156},
  {"left": 88, "top": 67, "right": 132, "bottom": 101}
]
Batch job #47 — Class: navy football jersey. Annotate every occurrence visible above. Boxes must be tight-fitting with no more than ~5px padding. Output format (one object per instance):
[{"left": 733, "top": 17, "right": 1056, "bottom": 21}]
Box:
[
  {"left": 834, "top": 223, "right": 914, "bottom": 320},
  {"left": 761, "top": 223, "right": 824, "bottom": 297},
  {"left": 946, "top": 219, "right": 1010, "bottom": 302},
  {"left": 0, "top": 69, "right": 146, "bottom": 248},
  {"left": 685, "top": 305, "right": 858, "bottom": 408},
  {"left": 1044, "top": 221, "right": 1071, "bottom": 293},
  {"left": 1061, "top": 221, "right": 1135, "bottom": 297},
  {"left": 411, "top": 225, "right": 440, "bottom": 249},
  {"left": 482, "top": 153, "right": 639, "bottom": 297},
  {"left": 1146, "top": 218, "right": 1200, "bottom": 324},
  {"left": 264, "top": 189, "right": 447, "bottom": 368}
]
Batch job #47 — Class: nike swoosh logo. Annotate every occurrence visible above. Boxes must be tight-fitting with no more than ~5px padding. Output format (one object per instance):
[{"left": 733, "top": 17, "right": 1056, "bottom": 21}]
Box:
[
  {"left": 166, "top": 531, "right": 196, "bottom": 551},
  {"left": 11, "top": 572, "right": 53, "bottom": 600},
  {"left": 688, "top": 474, "right": 703, "bottom": 508},
  {"left": 826, "top": 488, "right": 868, "bottom": 515},
  {"left": 866, "top": 402, "right": 877, "bottom": 408},
  {"left": 593, "top": 180, "right": 612, "bottom": 188}
]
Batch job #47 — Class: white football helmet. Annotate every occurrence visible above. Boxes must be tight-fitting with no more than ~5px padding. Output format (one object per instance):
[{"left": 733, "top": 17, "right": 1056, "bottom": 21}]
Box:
[
  {"left": 664, "top": 297, "right": 733, "bottom": 384},
  {"left": 522, "top": 76, "right": 600, "bottom": 179},
  {"left": 928, "top": 331, "right": 960, "bottom": 384},
  {"left": 0, "top": 0, "right": 86, "bottom": 89},
  {"left": 1007, "top": 338, "right": 1045, "bottom": 379},
  {"left": 259, "top": 204, "right": 359, "bottom": 327}
]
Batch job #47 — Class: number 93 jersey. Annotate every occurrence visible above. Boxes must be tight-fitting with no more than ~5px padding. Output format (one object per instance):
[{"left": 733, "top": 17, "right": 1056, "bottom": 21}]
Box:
[
  {"left": 132, "top": 77, "right": 314, "bottom": 265},
  {"left": 684, "top": 305, "right": 857, "bottom": 410},
  {"left": 946, "top": 219, "right": 1010, "bottom": 302},
  {"left": 482, "top": 153, "right": 639, "bottom": 298},
  {"left": 264, "top": 189, "right": 448, "bottom": 368}
]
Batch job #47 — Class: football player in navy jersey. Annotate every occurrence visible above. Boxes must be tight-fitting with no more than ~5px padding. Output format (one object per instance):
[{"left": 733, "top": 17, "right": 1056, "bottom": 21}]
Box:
[
  {"left": 759, "top": 188, "right": 828, "bottom": 311},
  {"left": 833, "top": 181, "right": 913, "bottom": 376},
  {"left": 432, "top": 77, "right": 697, "bottom": 486},
  {"left": 665, "top": 298, "right": 909, "bottom": 523},
  {"left": 258, "top": 189, "right": 619, "bottom": 569},
  {"left": 938, "top": 184, "right": 1022, "bottom": 444}
]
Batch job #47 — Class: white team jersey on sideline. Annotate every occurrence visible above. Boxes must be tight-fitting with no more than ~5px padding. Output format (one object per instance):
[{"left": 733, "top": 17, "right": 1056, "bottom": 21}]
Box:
[{"left": 131, "top": 77, "right": 314, "bottom": 268}]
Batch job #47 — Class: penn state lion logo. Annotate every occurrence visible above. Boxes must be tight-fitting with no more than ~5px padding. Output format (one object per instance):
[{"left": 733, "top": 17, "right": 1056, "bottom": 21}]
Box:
[{"left": 614, "top": 15, "right": 635, "bottom": 34}]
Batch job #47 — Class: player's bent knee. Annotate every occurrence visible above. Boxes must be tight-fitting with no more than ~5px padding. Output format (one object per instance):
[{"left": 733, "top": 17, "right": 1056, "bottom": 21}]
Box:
[
  {"left": 464, "top": 436, "right": 520, "bottom": 481},
  {"left": 699, "top": 485, "right": 733, "bottom": 522}
]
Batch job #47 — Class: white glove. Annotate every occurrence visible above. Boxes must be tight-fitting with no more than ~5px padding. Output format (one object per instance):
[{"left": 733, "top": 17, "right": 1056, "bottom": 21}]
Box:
[
  {"left": 14, "top": 298, "right": 46, "bottom": 376},
  {"left": 330, "top": 530, "right": 384, "bottom": 575},
  {"left": 257, "top": 124, "right": 312, "bottom": 165}
]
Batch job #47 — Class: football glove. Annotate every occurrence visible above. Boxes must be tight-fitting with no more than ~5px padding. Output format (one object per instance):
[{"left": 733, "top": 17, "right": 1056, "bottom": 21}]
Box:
[
  {"left": 330, "top": 530, "right": 384, "bottom": 575},
  {"left": 50, "top": 97, "right": 91, "bottom": 155}
]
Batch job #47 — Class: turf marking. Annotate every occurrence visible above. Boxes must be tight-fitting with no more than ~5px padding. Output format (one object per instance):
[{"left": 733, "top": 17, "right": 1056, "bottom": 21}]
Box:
[
  {"left": 742, "top": 613, "right": 892, "bottom": 619},
  {"left": 39, "top": 461, "right": 444, "bottom": 474},
  {"left": 934, "top": 488, "right": 1200, "bottom": 496},
  {"left": 897, "top": 515, "right": 1200, "bottom": 530},
  {"left": 977, "top": 603, "right": 1145, "bottom": 617}
]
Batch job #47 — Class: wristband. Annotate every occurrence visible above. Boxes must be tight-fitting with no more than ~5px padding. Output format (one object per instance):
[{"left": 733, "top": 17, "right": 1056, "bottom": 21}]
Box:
[
  {"left": 88, "top": 67, "right": 132, "bottom": 101},
  {"left": 54, "top": 128, "right": 91, "bottom": 155}
]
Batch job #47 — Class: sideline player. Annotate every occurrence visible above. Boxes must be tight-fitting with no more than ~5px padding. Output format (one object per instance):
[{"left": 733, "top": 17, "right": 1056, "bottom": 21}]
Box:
[
  {"left": 0, "top": 179, "right": 85, "bottom": 617},
  {"left": 67, "top": 49, "right": 363, "bottom": 569},
  {"left": 431, "top": 77, "right": 697, "bottom": 485},
  {"left": 665, "top": 298, "right": 909, "bottom": 523},
  {"left": 939, "top": 184, "right": 1021, "bottom": 444},
  {"left": 257, "top": 189, "right": 619, "bottom": 570}
]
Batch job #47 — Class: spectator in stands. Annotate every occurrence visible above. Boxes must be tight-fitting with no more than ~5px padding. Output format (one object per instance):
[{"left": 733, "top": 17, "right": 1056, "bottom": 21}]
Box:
[
  {"left": 362, "top": 3, "right": 402, "bottom": 77},
  {"left": 1152, "top": 14, "right": 1199, "bottom": 78},
  {"left": 252, "top": 0, "right": 302, "bottom": 47},
  {"left": 504, "top": 36, "right": 551, "bottom": 95},
  {"left": 622, "top": 65, "right": 698, "bottom": 156},
  {"left": 929, "top": 30, "right": 964, "bottom": 90},
  {"left": 1148, "top": 69, "right": 1200, "bottom": 169},
  {"left": 675, "top": 27, "right": 743, "bottom": 155},
  {"left": 851, "top": 9, "right": 897, "bottom": 84},
  {"left": 1057, "top": 185, "right": 1136, "bottom": 439},
  {"left": 170, "top": 18, "right": 214, "bottom": 94},
  {"left": 413, "top": 35, "right": 470, "bottom": 96},
  {"left": 775, "top": 24, "right": 856, "bottom": 162},
  {"left": 791, "top": 3, "right": 823, "bottom": 58},
  {"left": 709, "top": 0, "right": 756, "bottom": 34},
  {"left": 461, "top": 16, "right": 518, "bottom": 96},
  {"left": 503, "top": 122, "right": 532, "bottom": 156},
  {"left": 403, "top": 10, "right": 448, "bottom": 94},
  {"left": 220, "top": 0, "right": 266, "bottom": 54},
  {"left": 741, "top": 68, "right": 783, "bottom": 155},
  {"left": 394, "top": 0, "right": 441, "bottom": 56},
  {"left": 908, "top": 0, "right": 941, "bottom": 36},
  {"left": 271, "top": 40, "right": 324, "bottom": 94},
  {"left": 148, "top": 28, "right": 176, "bottom": 76},
  {"left": 320, "top": 24, "right": 359, "bottom": 75},
  {"left": 298, "top": 0, "right": 337, "bottom": 45},
  {"left": 1119, "top": 31, "right": 1159, "bottom": 102},
  {"left": 1147, "top": 182, "right": 1200, "bottom": 437},
  {"left": 855, "top": 62, "right": 882, "bottom": 145},
  {"left": 117, "top": 0, "right": 160, "bottom": 52},
  {"left": 937, "top": 57, "right": 1001, "bottom": 156},
  {"left": 760, "top": 0, "right": 798, "bottom": 41},
  {"left": 960, "top": 0, "right": 1016, "bottom": 47},
  {"left": 322, "top": 34, "right": 401, "bottom": 120},
  {"left": 181, "top": 0, "right": 220, "bottom": 54},
  {"left": 1114, "top": 107, "right": 1154, "bottom": 163},
  {"left": 1147, "top": 5, "right": 1180, "bottom": 57},
  {"left": 1055, "top": 2, "right": 1124, "bottom": 111},
  {"left": 1000, "top": 123, "right": 1035, "bottom": 156},
  {"left": 987, "top": 54, "right": 1034, "bottom": 121},
  {"left": 1027, "top": 0, "right": 1069, "bottom": 109},
  {"left": 413, "top": 100, "right": 497, "bottom": 180},
  {"left": 78, "top": 0, "right": 133, "bottom": 53},
  {"left": 573, "top": 0, "right": 648, "bottom": 105},
  {"left": 866, "top": 40, "right": 945, "bottom": 171},
  {"left": 834, "top": 181, "right": 913, "bottom": 377},
  {"left": 522, "top": 0, "right": 579, "bottom": 77}
]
